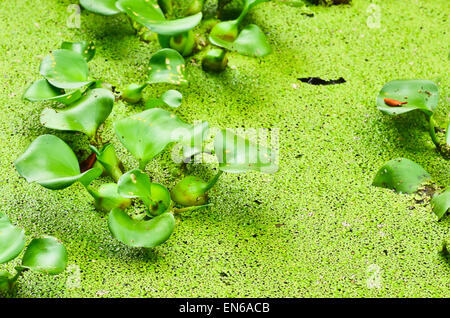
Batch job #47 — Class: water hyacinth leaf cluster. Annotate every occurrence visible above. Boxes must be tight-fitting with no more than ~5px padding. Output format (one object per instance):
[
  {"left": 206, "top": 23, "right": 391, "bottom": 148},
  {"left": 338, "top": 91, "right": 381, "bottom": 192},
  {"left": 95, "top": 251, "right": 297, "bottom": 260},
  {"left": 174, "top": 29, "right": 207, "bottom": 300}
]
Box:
[{"left": 0, "top": 212, "right": 67, "bottom": 292}]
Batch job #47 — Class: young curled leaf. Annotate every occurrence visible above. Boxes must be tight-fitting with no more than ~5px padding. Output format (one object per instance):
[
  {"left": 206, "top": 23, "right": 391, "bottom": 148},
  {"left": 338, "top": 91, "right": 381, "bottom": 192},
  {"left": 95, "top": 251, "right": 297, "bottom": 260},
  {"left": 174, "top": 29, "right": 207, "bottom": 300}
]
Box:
[
  {"left": 0, "top": 212, "right": 26, "bottom": 264},
  {"left": 14, "top": 135, "right": 102, "bottom": 190},
  {"left": 40, "top": 88, "right": 114, "bottom": 138},
  {"left": 372, "top": 158, "right": 430, "bottom": 194},
  {"left": 40, "top": 49, "right": 91, "bottom": 89},
  {"left": 23, "top": 79, "right": 83, "bottom": 105},
  {"left": 21, "top": 236, "right": 68, "bottom": 275},
  {"left": 432, "top": 188, "right": 450, "bottom": 220},
  {"left": 90, "top": 144, "right": 123, "bottom": 182},
  {"left": 108, "top": 208, "right": 175, "bottom": 248}
]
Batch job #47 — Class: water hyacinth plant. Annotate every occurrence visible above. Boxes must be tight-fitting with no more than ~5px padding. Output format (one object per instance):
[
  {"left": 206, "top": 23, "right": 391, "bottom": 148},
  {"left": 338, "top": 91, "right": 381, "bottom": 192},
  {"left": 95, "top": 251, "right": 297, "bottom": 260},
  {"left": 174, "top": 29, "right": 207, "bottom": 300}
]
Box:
[
  {"left": 16, "top": 40, "right": 278, "bottom": 250},
  {"left": 209, "top": 0, "right": 272, "bottom": 58},
  {"left": 0, "top": 212, "right": 67, "bottom": 293},
  {"left": 373, "top": 79, "right": 449, "bottom": 222},
  {"left": 80, "top": 0, "right": 202, "bottom": 56},
  {"left": 376, "top": 79, "right": 449, "bottom": 157}
]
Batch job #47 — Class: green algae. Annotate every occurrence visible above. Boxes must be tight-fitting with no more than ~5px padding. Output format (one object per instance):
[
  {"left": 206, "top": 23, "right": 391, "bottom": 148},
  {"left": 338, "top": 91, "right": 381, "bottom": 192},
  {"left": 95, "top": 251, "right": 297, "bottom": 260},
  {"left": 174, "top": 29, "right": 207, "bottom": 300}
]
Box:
[{"left": 0, "top": 0, "right": 449, "bottom": 298}]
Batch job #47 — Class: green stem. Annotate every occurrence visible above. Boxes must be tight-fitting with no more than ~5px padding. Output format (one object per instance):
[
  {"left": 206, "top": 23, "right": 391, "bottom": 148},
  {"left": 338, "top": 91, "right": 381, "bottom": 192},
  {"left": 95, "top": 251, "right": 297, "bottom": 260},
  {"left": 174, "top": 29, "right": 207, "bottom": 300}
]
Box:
[
  {"left": 173, "top": 203, "right": 213, "bottom": 214},
  {"left": 110, "top": 166, "right": 123, "bottom": 183},
  {"left": 139, "top": 161, "right": 147, "bottom": 171},
  {"left": 9, "top": 267, "right": 28, "bottom": 287},
  {"left": 85, "top": 185, "right": 100, "bottom": 201},
  {"left": 205, "top": 170, "right": 224, "bottom": 192}
]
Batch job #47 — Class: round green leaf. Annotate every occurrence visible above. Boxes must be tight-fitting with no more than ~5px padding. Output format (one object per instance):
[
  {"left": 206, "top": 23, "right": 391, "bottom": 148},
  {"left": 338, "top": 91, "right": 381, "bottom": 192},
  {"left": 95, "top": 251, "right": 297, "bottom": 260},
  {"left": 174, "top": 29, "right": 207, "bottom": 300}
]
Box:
[
  {"left": 230, "top": 24, "right": 272, "bottom": 57},
  {"left": 40, "top": 49, "right": 91, "bottom": 89},
  {"left": 372, "top": 158, "right": 431, "bottom": 194},
  {"left": 0, "top": 212, "right": 26, "bottom": 264},
  {"left": 432, "top": 188, "right": 450, "bottom": 220},
  {"left": 40, "top": 88, "right": 114, "bottom": 137},
  {"left": 376, "top": 80, "right": 439, "bottom": 116},
  {"left": 21, "top": 237, "right": 68, "bottom": 275},
  {"left": 80, "top": 0, "right": 121, "bottom": 15},
  {"left": 161, "top": 89, "right": 182, "bottom": 108},
  {"left": 147, "top": 49, "right": 187, "bottom": 85},
  {"left": 115, "top": 108, "right": 191, "bottom": 167},
  {"left": 117, "top": 0, "right": 202, "bottom": 35},
  {"left": 23, "top": 79, "right": 83, "bottom": 105},
  {"left": 118, "top": 169, "right": 152, "bottom": 199},
  {"left": 61, "top": 41, "right": 96, "bottom": 62},
  {"left": 214, "top": 129, "right": 278, "bottom": 174},
  {"left": 108, "top": 209, "right": 175, "bottom": 248},
  {"left": 14, "top": 135, "right": 102, "bottom": 190}
]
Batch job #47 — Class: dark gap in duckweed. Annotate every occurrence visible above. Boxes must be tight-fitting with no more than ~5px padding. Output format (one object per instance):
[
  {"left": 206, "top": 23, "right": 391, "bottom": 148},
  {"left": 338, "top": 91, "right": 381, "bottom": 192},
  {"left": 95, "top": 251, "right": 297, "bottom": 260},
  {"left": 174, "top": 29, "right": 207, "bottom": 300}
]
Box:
[{"left": 297, "top": 77, "right": 346, "bottom": 85}]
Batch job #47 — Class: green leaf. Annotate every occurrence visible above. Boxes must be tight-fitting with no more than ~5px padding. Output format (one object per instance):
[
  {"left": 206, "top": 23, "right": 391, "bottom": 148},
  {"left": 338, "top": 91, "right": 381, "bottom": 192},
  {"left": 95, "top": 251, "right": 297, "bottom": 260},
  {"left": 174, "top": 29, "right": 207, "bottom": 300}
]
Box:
[
  {"left": 0, "top": 212, "right": 26, "bottom": 264},
  {"left": 21, "top": 237, "right": 68, "bottom": 275},
  {"left": 88, "top": 183, "right": 131, "bottom": 212},
  {"left": 40, "top": 88, "right": 114, "bottom": 137},
  {"left": 23, "top": 79, "right": 83, "bottom": 105},
  {"left": 209, "top": 21, "right": 239, "bottom": 48},
  {"left": 147, "top": 183, "right": 171, "bottom": 216},
  {"left": 214, "top": 129, "right": 278, "bottom": 173},
  {"left": 90, "top": 144, "right": 123, "bottom": 182},
  {"left": 80, "top": 0, "right": 121, "bottom": 15},
  {"left": 14, "top": 135, "right": 102, "bottom": 190},
  {"left": 61, "top": 41, "right": 96, "bottom": 62},
  {"left": 116, "top": 0, "right": 202, "bottom": 35},
  {"left": 108, "top": 209, "right": 175, "bottom": 248},
  {"left": 211, "top": 24, "right": 271, "bottom": 57},
  {"left": 115, "top": 108, "right": 191, "bottom": 168},
  {"left": 161, "top": 89, "right": 182, "bottom": 108},
  {"left": 118, "top": 169, "right": 152, "bottom": 200},
  {"left": 40, "top": 49, "right": 91, "bottom": 89},
  {"left": 376, "top": 80, "right": 439, "bottom": 117},
  {"left": 147, "top": 49, "right": 187, "bottom": 85},
  {"left": 117, "top": 169, "right": 170, "bottom": 215},
  {"left": 372, "top": 158, "right": 431, "bottom": 194},
  {"left": 432, "top": 188, "right": 450, "bottom": 220},
  {"left": 228, "top": 24, "right": 271, "bottom": 57}
]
